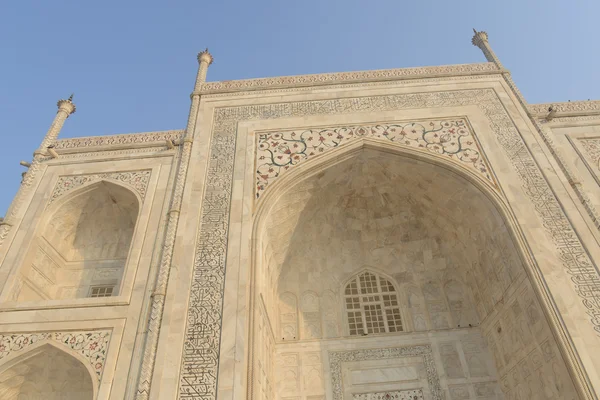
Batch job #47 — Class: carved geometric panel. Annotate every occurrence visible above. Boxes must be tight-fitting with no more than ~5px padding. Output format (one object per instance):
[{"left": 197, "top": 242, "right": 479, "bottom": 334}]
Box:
[
  {"left": 256, "top": 119, "right": 495, "bottom": 198},
  {"left": 328, "top": 345, "right": 442, "bottom": 400},
  {"left": 0, "top": 330, "right": 111, "bottom": 380},
  {"left": 48, "top": 170, "right": 152, "bottom": 207}
]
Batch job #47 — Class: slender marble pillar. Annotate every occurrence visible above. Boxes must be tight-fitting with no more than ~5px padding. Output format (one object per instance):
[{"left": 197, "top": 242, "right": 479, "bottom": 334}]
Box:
[
  {"left": 135, "top": 49, "right": 213, "bottom": 400},
  {"left": 0, "top": 95, "right": 76, "bottom": 246}
]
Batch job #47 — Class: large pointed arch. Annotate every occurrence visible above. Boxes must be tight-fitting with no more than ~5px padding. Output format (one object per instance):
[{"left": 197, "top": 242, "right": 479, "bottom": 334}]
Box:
[{"left": 247, "top": 138, "right": 586, "bottom": 400}]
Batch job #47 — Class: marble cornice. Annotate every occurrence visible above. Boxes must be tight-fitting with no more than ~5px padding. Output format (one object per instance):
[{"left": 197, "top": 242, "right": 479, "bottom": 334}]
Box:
[
  {"left": 197, "top": 62, "right": 500, "bottom": 94},
  {"left": 529, "top": 100, "right": 600, "bottom": 117}
]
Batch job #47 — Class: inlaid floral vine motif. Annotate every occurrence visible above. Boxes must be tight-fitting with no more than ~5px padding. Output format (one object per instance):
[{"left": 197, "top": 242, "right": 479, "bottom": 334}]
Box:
[
  {"left": 0, "top": 330, "right": 111, "bottom": 380},
  {"left": 256, "top": 119, "right": 494, "bottom": 197}
]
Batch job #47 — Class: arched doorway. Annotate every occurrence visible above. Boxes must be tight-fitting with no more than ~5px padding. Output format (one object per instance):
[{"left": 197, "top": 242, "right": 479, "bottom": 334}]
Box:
[
  {"left": 0, "top": 343, "right": 95, "bottom": 399},
  {"left": 249, "top": 145, "right": 580, "bottom": 399}
]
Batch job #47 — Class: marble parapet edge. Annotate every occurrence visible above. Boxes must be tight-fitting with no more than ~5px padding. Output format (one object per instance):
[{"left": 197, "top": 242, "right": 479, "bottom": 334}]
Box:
[
  {"left": 529, "top": 100, "right": 600, "bottom": 118},
  {"left": 197, "top": 62, "right": 500, "bottom": 94},
  {"left": 52, "top": 130, "right": 184, "bottom": 152}
]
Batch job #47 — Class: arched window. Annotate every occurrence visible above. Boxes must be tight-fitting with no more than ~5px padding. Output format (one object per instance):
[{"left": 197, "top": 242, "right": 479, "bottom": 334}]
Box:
[{"left": 344, "top": 271, "right": 403, "bottom": 335}]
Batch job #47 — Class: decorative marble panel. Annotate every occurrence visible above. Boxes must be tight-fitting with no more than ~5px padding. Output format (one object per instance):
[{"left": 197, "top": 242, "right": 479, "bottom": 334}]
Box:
[
  {"left": 47, "top": 170, "right": 151, "bottom": 207},
  {"left": 578, "top": 137, "right": 600, "bottom": 174},
  {"left": 353, "top": 389, "right": 424, "bottom": 400},
  {"left": 328, "top": 346, "right": 442, "bottom": 400},
  {"left": 256, "top": 119, "right": 494, "bottom": 197},
  {"left": 0, "top": 330, "right": 111, "bottom": 380}
]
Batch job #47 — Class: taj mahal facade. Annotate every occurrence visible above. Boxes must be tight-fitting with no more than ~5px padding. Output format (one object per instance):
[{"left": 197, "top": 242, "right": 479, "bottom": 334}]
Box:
[{"left": 0, "top": 31, "right": 600, "bottom": 400}]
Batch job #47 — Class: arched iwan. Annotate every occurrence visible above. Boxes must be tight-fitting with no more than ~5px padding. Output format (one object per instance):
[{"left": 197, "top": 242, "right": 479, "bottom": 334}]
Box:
[
  {"left": 248, "top": 141, "right": 585, "bottom": 400},
  {"left": 11, "top": 180, "right": 140, "bottom": 301}
]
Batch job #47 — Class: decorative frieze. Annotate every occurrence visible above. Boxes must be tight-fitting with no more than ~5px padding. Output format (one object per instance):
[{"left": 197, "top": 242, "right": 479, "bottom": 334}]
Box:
[
  {"left": 353, "top": 390, "right": 424, "bottom": 400},
  {"left": 47, "top": 170, "right": 152, "bottom": 207},
  {"left": 329, "top": 346, "right": 441, "bottom": 400},
  {"left": 199, "top": 63, "right": 498, "bottom": 93},
  {"left": 528, "top": 100, "right": 600, "bottom": 116},
  {"left": 179, "top": 88, "right": 600, "bottom": 399},
  {"left": 256, "top": 119, "right": 495, "bottom": 198},
  {"left": 0, "top": 330, "right": 111, "bottom": 380},
  {"left": 53, "top": 130, "right": 183, "bottom": 150}
]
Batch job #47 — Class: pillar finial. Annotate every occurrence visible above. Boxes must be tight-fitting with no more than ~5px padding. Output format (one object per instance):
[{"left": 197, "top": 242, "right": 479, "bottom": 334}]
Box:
[
  {"left": 57, "top": 93, "right": 76, "bottom": 116},
  {"left": 471, "top": 29, "right": 489, "bottom": 48},
  {"left": 194, "top": 48, "right": 214, "bottom": 88},
  {"left": 197, "top": 48, "right": 214, "bottom": 66}
]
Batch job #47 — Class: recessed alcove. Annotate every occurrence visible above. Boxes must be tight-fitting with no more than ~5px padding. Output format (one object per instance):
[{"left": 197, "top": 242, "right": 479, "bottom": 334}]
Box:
[
  {"left": 13, "top": 180, "right": 139, "bottom": 301},
  {"left": 251, "top": 147, "right": 580, "bottom": 399},
  {"left": 0, "top": 344, "right": 94, "bottom": 399}
]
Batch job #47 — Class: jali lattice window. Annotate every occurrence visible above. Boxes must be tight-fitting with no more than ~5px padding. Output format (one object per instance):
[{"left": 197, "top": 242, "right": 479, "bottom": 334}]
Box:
[
  {"left": 344, "top": 271, "right": 403, "bottom": 335},
  {"left": 89, "top": 285, "right": 114, "bottom": 298}
]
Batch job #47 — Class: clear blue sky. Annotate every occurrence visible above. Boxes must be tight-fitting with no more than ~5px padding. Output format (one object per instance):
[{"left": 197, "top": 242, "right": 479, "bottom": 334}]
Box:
[{"left": 1, "top": 0, "right": 599, "bottom": 215}]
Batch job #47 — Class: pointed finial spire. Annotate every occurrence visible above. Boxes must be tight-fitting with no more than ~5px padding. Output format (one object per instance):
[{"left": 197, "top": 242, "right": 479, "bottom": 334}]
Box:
[
  {"left": 57, "top": 93, "right": 76, "bottom": 115},
  {"left": 197, "top": 48, "right": 214, "bottom": 66},
  {"left": 471, "top": 29, "right": 489, "bottom": 47}
]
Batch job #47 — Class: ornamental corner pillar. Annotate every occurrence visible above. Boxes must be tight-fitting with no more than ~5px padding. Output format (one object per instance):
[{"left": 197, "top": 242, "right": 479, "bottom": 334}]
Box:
[
  {"left": 35, "top": 94, "right": 77, "bottom": 158},
  {"left": 195, "top": 48, "right": 214, "bottom": 91}
]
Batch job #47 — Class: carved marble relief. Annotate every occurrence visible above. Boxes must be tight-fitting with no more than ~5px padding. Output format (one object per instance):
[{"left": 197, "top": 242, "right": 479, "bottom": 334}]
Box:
[
  {"left": 279, "top": 292, "right": 299, "bottom": 341},
  {"left": 53, "top": 130, "right": 183, "bottom": 150},
  {"left": 328, "top": 346, "right": 442, "bottom": 400},
  {"left": 276, "top": 351, "right": 325, "bottom": 399},
  {"left": 256, "top": 119, "right": 495, "bottom": 198},
  {"left": 255, "top": 303, "right": 275, "bottom": 400},
  {"left": 353, "top": 389, "right": 424, "bottom": 400},
  {"left": 484, "top": 283, "right": 579, "bottom": 400},
  {"left": 0, "top": 330, "right": 111, "bottom": 380}
]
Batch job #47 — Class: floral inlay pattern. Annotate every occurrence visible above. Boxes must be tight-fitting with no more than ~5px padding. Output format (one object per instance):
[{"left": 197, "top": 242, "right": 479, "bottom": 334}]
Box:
[
  {"left": 353, "top": 390, "right": 424, "bottom": 400},
  {"left": 48, "top": 170, "right": 152, "bottom": 207},
  {"left": 256, "top": 119, "right": 494, "bottom": 197},
  {"left": 0, "top": 330, "right": 111, "bottom": 380}
]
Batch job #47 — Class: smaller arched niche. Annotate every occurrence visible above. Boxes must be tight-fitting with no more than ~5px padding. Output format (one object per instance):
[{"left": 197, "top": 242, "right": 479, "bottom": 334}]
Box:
[
  {"left": 14, "top": 181, "right": 139, "bottom": 301},
  {"left": 0, "top": 344, "right": 94, "bottom": 399}
]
